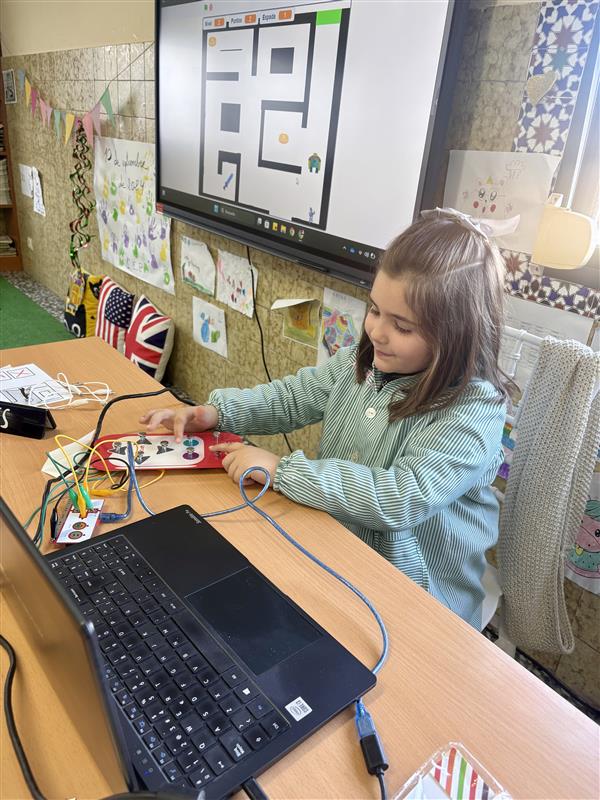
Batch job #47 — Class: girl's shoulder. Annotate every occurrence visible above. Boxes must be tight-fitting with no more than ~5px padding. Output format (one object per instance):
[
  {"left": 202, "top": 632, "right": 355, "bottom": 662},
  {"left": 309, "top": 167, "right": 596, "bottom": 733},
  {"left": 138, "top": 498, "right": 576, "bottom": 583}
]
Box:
[{"left": 446, "top": 378, "right": 507, "bottom": 420}]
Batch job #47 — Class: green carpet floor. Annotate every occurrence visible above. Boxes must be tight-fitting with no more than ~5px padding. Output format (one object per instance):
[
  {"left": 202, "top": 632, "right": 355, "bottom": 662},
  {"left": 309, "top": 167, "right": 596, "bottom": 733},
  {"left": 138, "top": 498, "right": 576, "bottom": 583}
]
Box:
[{"left": 0, "top": 276, "right": 74, "bottom": 349}]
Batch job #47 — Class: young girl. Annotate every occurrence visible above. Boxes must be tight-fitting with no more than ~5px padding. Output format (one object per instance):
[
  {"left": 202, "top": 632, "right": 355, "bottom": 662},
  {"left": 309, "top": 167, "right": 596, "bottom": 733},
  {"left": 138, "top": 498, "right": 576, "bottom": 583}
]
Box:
[{"left": 141, "top": 208, "right": 508, "bottom": 629}]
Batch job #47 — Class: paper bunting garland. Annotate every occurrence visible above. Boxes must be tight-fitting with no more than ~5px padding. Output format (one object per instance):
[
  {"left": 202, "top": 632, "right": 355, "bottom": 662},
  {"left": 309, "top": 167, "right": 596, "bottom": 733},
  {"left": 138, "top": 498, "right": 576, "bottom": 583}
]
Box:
[{"left": 17, "top": 69, "right": 113, "bottom": 146}]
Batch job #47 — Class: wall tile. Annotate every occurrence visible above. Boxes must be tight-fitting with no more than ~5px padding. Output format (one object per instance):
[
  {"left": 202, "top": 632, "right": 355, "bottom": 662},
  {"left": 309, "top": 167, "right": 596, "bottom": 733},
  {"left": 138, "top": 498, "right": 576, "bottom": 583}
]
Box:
[
  {"left": 472, "top": 1, "right": 539, "bottom": 82},
  {"left": 117, "top": 44, "right": 131, "bottom": 81},
  {"left": 130, "top": 80, "right": 146, "bottom": 117},
  {"left": 144, "top": 43, "right": 155, "bottom": 82},
  {"left": 117, "top": 80, "right": 132, "bottom": 116},
  {"left": 93, "top": 47, "right": 106, "bottom": 81},
  {"left": 105, "top": 45, "right": 118, "bottom": 81},
  {"left": 130, "top": 42, "right": 146, "bottom": 81},
  {"left": 131, "top": 117, "right": 147, "bottom": 143},
  {"left": 145, "top": 81, "right": 155, "bottom": 119},
  {"left": 555, "top": 637, "right": 600, "bottom": 709}
]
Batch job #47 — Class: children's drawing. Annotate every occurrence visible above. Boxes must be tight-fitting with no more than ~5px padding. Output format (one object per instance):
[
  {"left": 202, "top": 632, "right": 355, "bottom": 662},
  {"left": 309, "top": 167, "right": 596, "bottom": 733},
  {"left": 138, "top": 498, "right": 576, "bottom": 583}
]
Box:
[
  {"left": 181, "top": 236, "right": 216, "bottom": 295},
  {"left": 317, "top": 289, "right": 366, "bottom": 365},
  {"left": 192, "top": 296, "right": 228, "bottom": 358},
  {"left": 215, "top": 249, "right": 256, "bottom": 318},
  {"left": 444, "top": 150, "right": 561, "bottom": 253},
  {"left": 93, "top": 137, "right": 174, "bottom": 294}
]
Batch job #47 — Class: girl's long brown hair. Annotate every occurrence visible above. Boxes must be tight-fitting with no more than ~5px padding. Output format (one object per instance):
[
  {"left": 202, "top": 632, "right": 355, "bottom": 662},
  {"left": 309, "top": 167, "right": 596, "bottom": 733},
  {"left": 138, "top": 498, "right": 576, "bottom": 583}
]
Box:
[{"left": 356, "top": 214, "right": 508, "bottom": 421}]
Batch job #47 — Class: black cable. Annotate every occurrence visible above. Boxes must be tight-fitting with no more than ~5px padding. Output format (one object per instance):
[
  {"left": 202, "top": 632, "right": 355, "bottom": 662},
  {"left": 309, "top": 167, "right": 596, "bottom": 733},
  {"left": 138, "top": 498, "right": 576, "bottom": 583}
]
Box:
[
  {"left": 0, "top": 635, "right": 194, "bottom": 800},
  {"left": 247, "top": 246, "right": 293, "bottom": 455},
  {"left": 242, "top": 776, "right": 270, "bottom": 800},
  {"left": 377, "top": 770, "right": 387, "bottom": 800},
  {"left": 0, "top": 635, "right": 45, "bottom": 800}
]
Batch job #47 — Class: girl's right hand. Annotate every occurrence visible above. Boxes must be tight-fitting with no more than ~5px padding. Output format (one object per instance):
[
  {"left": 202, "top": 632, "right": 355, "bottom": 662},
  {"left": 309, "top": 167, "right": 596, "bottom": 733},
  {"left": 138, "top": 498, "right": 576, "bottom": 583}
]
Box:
[{"left": 139, "top": 404, "right": 219, "bottom": 443}]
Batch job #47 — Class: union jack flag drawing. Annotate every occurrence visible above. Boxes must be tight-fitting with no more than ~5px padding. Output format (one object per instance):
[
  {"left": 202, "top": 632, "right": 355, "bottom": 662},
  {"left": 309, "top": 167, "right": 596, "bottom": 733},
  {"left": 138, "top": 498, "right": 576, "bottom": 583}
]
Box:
[
  {"left": 95, "top": 277, "right": 134, "bottom": 352},
  {"left": 125, "top": 296, "right": 174, "bottom": 381}
]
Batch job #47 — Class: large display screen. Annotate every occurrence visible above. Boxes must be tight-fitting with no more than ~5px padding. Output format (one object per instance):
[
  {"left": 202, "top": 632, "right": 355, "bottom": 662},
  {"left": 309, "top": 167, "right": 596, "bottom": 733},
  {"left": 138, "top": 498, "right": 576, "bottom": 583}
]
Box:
[{"left": 157, "top": 0, "right": 456, "bottom": 284}]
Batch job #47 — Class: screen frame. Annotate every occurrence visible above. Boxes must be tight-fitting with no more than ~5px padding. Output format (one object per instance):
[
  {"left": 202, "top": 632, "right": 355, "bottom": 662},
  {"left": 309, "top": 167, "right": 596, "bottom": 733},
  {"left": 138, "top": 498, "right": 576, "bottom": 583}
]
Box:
[{"left": 155, "top": 0, "right": 466, "bottom": 287}]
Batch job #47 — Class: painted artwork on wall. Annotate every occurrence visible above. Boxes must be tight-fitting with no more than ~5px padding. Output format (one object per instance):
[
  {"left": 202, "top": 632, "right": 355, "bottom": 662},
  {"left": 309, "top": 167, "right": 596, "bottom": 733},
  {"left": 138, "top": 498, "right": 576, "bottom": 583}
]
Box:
[
  {"left": 192, "top": 296, "right": 227, "bottom": 358},
  {"left": 215, "top": 250, "right": 256, "bottom": 318},
  {"left": 93, "top": 137, "right": 175, "bottom": 294},
  {"left": 317, "top": 288, "right": 366, "bottom": 365},
  {"left": 181, "top": 236, "right": 216, "bottom": 295},
  {"left": 444, "top": 150, "right": 560, "bottom": 254}
]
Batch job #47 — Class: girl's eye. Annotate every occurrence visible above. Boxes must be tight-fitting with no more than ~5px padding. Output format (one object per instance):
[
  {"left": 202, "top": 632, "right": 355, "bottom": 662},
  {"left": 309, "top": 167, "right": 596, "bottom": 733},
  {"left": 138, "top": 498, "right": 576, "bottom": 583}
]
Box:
[
  {"left": 394, "top": 324, "right": 412, "bottom": 334},
  {"left": 369, "top": 305, "right": 379, "bottom": 316}
]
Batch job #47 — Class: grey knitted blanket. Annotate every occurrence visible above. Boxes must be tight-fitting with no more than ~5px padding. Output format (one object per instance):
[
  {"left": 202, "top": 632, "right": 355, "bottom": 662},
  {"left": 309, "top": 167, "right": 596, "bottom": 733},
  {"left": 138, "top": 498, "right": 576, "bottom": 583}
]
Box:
[{"left": 498, "top": 337, "right": 600, "bottom": 653}]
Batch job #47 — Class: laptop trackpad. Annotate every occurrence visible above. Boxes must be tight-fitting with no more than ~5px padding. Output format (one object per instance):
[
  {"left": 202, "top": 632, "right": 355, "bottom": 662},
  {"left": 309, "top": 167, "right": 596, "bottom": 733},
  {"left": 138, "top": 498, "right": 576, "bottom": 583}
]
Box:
[{"left": 186, "top": 567, "right": 321, "bottom": 675}]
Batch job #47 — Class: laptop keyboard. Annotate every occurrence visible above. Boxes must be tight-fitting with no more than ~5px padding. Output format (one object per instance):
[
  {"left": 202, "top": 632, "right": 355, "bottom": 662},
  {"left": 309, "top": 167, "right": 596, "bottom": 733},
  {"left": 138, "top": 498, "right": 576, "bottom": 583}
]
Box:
[{"left": 49, "top": 535, "right": 290, "bottom": 792}]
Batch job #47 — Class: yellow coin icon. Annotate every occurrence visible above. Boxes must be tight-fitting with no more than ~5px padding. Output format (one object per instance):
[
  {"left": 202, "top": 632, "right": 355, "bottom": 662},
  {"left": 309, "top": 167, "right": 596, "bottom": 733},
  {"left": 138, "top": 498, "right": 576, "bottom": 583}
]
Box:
[
  {"left": 279, "top": 133, "right": 289, "bottom": 144},
  {"left": 208, "top": 36, "right": 217, "bottom": 47}
]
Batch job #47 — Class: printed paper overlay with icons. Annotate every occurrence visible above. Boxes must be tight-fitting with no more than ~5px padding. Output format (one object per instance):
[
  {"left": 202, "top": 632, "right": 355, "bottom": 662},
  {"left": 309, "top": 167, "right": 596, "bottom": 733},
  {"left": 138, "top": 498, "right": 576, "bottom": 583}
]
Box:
[{"left": 92, "top": 432, "right": 243, "bottom": 471}]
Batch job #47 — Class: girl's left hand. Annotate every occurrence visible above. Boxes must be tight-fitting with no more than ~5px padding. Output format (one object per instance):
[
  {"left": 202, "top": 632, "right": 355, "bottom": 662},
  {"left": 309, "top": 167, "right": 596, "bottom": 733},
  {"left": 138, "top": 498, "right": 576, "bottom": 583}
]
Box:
[{"left": 209, "top": 442, "right": 281, "bottom": 486}]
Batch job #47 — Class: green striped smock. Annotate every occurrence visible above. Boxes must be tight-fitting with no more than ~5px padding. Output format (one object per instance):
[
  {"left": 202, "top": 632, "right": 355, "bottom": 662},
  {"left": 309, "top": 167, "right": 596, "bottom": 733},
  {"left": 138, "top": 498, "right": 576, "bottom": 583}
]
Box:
[{"left": 208, "top": 345, "right": 506, "bottom": 629}]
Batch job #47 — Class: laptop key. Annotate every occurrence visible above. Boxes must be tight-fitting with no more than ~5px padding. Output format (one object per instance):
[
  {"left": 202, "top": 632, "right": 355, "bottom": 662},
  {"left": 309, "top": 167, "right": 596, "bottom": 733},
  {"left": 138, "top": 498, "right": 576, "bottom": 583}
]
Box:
[
  {"left": 219, "top": 695, "right": 242, "bottom": 716},
  {"left": 230, "top": 708, "right": 254, "bottom": 732},
  {"left": 195, "top": 698, "right": 219, "bottom": 720},
  {"left": 163, "top": 658, "right": 185, "bottom": 678},
  {"left": 222, "top": 667, "right": 247, "bottom": 688},
  {"left": 143, "top": 730, "right": 161, "bottom": 751},
  {"left": 134, "top": 687, "right": 158, "bottom": 708},
  {"left": 219, "top": 729, "right": 251, "bottom": 762},
  {"left": 163, "top": 763, "right": 184, "bottom": 783},
  {"left": 132, "top": 716, "right": 151, "bottom": 736},
  {"left": 191, "top": 726, "right": 217, "bottom": 753},
  {"left": 170, "top": 696, "right": 193, "bottom": 719},
  {"left": 184, "top": 685, "right": 204, "bottom": 705},
  {"left": 244, "top": 724, "right": 269, "bottom": 750},
  {"left": 208, "top": 680, "right": 230, "bottom": 702},
  {"left": 188, "top": 763, "right": 214, "bottom": 788},
  {"left": 234, "top": 682, "right": 258, "bottom": 703},
  {"left": 174, "top": 673, "right": 194, "bottom": 692},
  {"left": 152, "top": 746, "right": 173, "bottom": 767},
  {"left": 197, "top": 666, "right": 218, "bottom": 687},
  {"left": 207, "top": 713, "right": 231, "bottom": 736},
  {"left": 140, "top": 657, "right": 162, "bottom": 678},
  {"left": 260, "top": 711, "right": 289, "bottom": 738},
  {"left": 247, "top": 696, "right": 271, "bottom": 719},
  {"left": 144, "top": 701, "right": 167, "bottom": 724},
  {"left": 204, "top": 745, "right": 233, "bottom": 775},
  {"left": 115, "top": 689, "right": 132, "bottom": 707},
  {"left": 154, "top": 714, "right": 179, "bottom": 738},
  {"left": 158, "top": 682, "right": 178, "bottom": 704},
  {"left": 149, "top": 670, "right": 169, "bottom": 690},
  {"left": 178, "top": 712, "right": 204, "bottom": 735},
  {"left": 165, "top": 732, "right": 190, "bottom": 757},
  {"left": 185, "top": 655, "right": 208, "bottom": 675},
  {"left": 123, "top": 702, "right": 142, "bottom": 720},
  {"left": 177, "top": 747, "right": 203, "bottom": 773}
]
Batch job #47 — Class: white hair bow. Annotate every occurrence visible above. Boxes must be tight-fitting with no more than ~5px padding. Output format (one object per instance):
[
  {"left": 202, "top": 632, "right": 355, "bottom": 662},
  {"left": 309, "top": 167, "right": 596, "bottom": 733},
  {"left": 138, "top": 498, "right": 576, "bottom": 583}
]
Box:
[{"left": 421, "top": 207, "right": 520, "bottom": 240}]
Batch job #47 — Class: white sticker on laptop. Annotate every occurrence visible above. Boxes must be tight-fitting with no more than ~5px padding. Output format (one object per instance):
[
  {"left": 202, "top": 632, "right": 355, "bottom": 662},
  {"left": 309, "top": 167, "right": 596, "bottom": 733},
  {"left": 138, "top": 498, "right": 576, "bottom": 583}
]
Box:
[{"left": 285, "top": 696, "right": 312, "bottom": 721}]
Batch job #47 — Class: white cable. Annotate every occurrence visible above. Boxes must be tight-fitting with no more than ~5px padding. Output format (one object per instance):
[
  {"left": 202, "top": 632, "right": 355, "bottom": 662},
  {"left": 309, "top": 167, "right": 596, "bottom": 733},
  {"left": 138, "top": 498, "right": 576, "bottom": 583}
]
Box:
[{"left": 26, "top": 372, "right": 113, "bottom": 410}]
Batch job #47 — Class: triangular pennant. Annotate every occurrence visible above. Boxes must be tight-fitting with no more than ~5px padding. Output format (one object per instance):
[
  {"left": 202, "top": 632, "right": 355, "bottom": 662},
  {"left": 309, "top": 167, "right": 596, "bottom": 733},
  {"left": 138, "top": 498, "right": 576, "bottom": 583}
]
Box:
[
  {"left": 17, "top": 70, "right": 25, "bottom": 92},
  {"left": 39, "top": 97, "right": 49, "bottom": 126},
  {"left": 100, "top": 87, "right": 114, "bottom": 123},
  {"left": 46, "top": 103, "right": 53, "bottom": 127},
  {"left": 53, "top": 108, "right": 62, "bottom": 138},
  {"left": 64, "top": 112, "right": 75, "bottom": 144},
  {"left": 31, "top": 88, "right": 38, "bottom": 117},
  {"left": 25, "top": 78, "right": 31, "bottom": 106},
  {"left": 91, "top": 103, "right": 102, "bottom": 135},
  {"left": 82, "top": 112, "right": 94, "bottom": 148}
]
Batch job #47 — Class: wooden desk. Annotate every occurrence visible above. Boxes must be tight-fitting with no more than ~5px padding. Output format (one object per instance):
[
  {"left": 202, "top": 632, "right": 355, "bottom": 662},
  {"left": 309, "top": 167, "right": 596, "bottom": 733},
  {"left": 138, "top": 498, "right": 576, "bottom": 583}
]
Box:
[{"left": 1, "top": 338, "right": 598, "bottom": 800}]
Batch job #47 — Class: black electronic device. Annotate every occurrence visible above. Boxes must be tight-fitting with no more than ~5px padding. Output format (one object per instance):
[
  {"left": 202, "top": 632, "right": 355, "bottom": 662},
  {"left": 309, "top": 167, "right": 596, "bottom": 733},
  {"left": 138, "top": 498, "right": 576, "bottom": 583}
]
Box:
[
  {"left": 156, "top": 0, "right": 468, "bottom": 286},
  {"left": 0, "top": 498, "right": 375, "bottom": 798},
  {"left": 0, "top": 400, "right": 56, "bottom": 439}
]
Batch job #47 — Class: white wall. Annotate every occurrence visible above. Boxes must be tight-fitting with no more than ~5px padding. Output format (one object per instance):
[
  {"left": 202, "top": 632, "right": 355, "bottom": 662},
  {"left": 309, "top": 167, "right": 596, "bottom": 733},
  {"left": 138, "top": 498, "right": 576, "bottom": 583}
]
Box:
[{"left": 0, "top": 0, "right": 154, "bottom": 56}]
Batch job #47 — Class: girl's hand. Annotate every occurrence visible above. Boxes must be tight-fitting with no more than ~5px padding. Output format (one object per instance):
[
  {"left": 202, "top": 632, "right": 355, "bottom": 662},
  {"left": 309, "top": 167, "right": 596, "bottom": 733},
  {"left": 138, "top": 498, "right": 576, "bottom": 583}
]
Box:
[
  {"left": 209, "top": 442, "right": 281, "bottom": 486},
  {"left": 139, "top": 404, "right": 219, "bottom": 443}
]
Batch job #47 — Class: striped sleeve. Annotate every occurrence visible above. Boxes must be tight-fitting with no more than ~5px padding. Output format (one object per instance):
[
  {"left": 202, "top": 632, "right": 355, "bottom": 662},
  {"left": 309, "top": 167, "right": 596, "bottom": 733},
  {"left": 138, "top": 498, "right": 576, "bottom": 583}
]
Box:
[
  {"left": 273, "top": 387, "right": 506, "bottom": 532},
  {"left": 207, "top": 347, "right": 355, "bottom": 436}
]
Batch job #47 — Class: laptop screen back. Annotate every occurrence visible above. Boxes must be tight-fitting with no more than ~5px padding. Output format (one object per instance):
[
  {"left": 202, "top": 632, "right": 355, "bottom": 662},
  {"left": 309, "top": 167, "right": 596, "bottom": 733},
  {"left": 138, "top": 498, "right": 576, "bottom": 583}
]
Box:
[{"left": 0, "top": 497, "right": 130, "bottom": 795}]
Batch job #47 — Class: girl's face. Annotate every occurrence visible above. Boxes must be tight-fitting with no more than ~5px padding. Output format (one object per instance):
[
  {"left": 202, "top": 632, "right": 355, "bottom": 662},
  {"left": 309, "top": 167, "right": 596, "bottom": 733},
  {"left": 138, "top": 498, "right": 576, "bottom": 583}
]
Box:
[{"left": 365, "top": 272, "right": 432, "bottom": 375}]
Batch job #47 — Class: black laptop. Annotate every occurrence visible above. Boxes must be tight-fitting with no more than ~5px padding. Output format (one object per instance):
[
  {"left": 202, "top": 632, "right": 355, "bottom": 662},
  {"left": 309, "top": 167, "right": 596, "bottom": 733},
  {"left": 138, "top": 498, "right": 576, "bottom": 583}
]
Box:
[{"left": 0, "top": 499, "right": 375, "bottom": 798}]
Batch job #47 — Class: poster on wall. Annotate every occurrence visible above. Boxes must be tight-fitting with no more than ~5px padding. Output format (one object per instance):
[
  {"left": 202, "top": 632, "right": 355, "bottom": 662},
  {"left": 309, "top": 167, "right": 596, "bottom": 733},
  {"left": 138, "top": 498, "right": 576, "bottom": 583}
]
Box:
[
  {"left": 443, "top": 150, "right": 560, "bottom": 253},
  {"left": 181, "top": 236, "right": 215, "bottom": 295},
  {"left": 93, "top": 137, "right": 175, "bottom": 294},
  {"left": 317, "top": 288, "right": 367, "bottom": 366},
  {"left": 192, "top": 296, "right": 227, "bottom": 358}
]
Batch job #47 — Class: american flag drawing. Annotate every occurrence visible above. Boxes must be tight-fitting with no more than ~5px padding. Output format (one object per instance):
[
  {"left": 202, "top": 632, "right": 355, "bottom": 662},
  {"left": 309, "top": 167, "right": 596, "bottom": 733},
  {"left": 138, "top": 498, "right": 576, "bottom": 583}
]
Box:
[
  {"left": 95, "top": 278, "right": 134, "bottom": 352},
  {"left": 125, "top": 296, "right": 174, "bottom": 381}
]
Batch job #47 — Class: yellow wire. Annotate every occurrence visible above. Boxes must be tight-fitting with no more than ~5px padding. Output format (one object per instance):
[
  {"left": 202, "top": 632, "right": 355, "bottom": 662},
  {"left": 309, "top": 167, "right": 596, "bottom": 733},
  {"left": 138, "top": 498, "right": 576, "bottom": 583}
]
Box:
[{"left": 54, "top": 434, "right": 164, "bottom": 496}]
